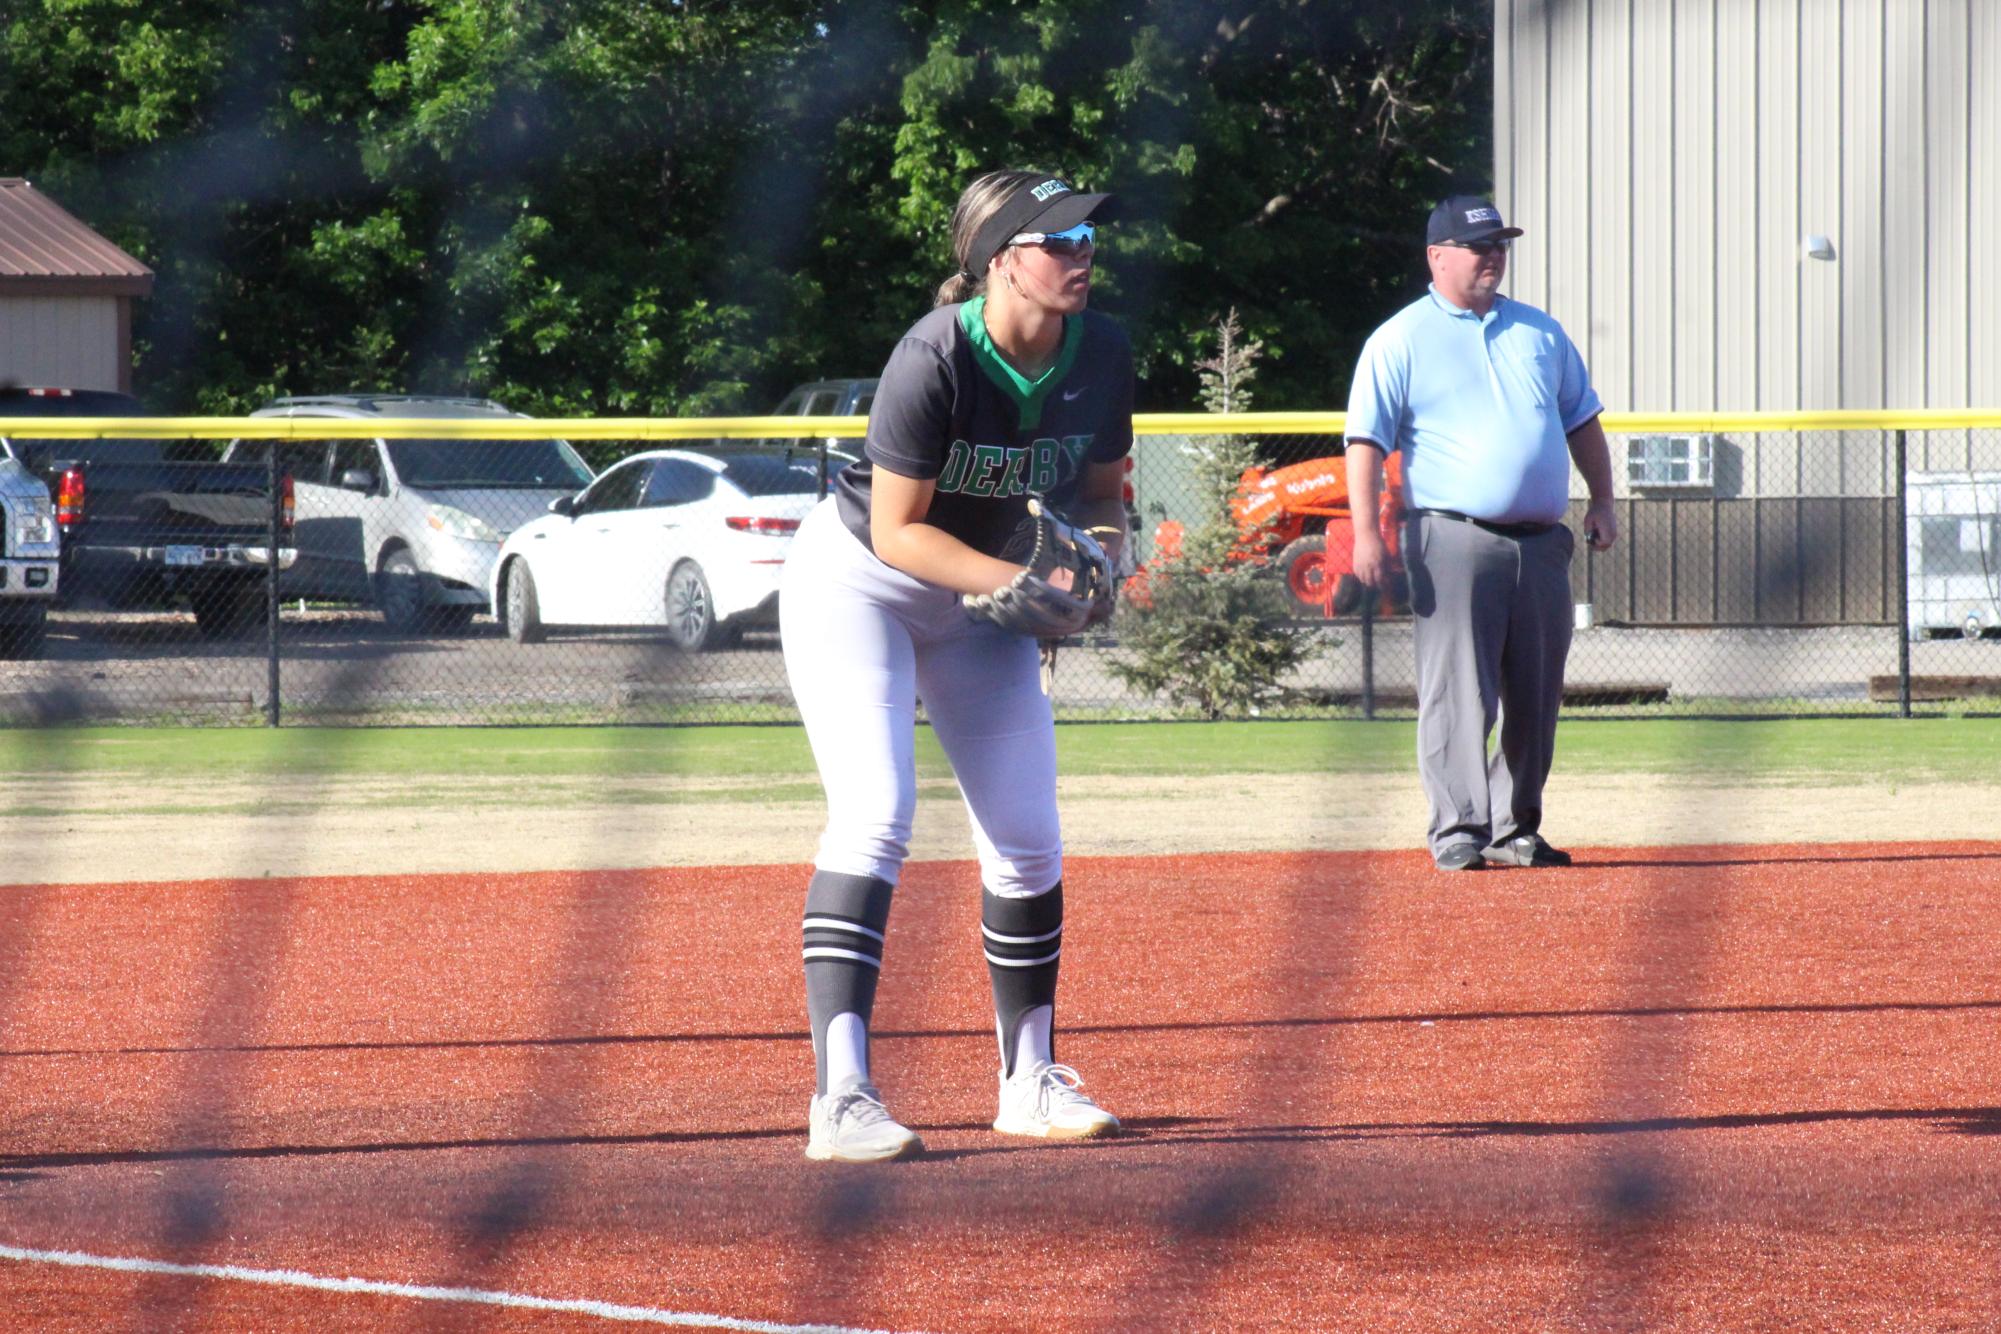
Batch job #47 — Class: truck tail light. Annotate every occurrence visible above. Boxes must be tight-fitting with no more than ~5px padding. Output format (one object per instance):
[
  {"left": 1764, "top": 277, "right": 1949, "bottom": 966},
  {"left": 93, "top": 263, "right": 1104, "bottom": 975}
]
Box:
[
  {"left": 281, "top": 473, "right": 296, "bottom": 531},
  {"left": 56, "top": 467, "right": 85, "bottom": 527},
  {"left": 725, "top": 516, "right": 801, "bottom": 535}
]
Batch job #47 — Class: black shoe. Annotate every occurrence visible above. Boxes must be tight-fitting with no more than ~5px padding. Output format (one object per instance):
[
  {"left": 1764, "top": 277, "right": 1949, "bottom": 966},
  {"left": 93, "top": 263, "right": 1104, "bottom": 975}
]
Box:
[
  {"left": 1484, "top": 834, "right": 1572, "bottom": 868},
  {"left": 1435, "top": 843, "right": 1486, "bottom": 871}
]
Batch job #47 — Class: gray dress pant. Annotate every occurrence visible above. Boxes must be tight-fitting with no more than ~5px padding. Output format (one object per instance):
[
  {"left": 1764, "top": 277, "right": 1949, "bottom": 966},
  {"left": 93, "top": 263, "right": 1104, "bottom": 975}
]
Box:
[{"left": 1407, "top": 512, "right": 1576, "bottom": 857}]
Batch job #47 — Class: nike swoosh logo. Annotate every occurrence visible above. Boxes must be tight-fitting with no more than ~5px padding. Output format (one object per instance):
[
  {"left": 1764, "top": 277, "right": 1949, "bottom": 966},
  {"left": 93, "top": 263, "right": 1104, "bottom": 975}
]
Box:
[{"left": 1062, "top": 387, "right": 1086, "bottom": 401}]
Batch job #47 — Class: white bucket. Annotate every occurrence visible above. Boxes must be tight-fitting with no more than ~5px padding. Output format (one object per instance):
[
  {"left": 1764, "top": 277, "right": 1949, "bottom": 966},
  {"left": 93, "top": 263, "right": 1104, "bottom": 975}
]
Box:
[{"left": 1573, "top": 602, "right": 1594, "bottom": 630}]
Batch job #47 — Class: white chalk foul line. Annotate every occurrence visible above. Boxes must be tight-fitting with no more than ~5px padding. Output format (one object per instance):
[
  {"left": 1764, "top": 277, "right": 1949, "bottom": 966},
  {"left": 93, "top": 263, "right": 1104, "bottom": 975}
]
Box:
[{"left": 0, "top": 1242, "right": 917, "bottom": 1333}]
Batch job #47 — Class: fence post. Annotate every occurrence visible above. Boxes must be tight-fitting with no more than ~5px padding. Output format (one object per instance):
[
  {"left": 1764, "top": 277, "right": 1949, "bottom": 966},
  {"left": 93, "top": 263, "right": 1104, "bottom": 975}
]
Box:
[
  {"left": 1360, "top": 586, "right": 1376, "bottom": 720},
  {"left": 1894, "top": 428, "right": 1910, "bottom": 718},
  {"left": 266, "top": 446, "right": 282, "bottom": 728}
]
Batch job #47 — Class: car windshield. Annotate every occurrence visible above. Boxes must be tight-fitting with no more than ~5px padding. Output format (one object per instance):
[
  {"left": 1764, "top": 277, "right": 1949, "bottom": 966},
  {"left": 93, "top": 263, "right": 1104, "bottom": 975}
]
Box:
[
  {"left": 385, "top": 438, "right": 593, "bottom": 489},
  {"left": 720, "top": 453, "right": 838, "bottom": 496}
]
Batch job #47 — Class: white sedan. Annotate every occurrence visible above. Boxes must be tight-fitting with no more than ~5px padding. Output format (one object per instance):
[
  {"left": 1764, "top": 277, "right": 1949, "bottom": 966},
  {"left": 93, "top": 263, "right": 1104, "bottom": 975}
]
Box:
[{"left": 491, "top": 447, "right": 837, "bottom": 650}]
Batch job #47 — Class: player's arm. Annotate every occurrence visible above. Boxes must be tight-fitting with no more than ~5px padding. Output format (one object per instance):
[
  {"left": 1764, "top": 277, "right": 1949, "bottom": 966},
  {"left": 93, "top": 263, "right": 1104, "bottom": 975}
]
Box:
[
  {"left": 1065, "top": 459, "right": 1129, "bottom": 567},
  {"left": 1065, "top": 335, "right": 1136, "bottom": 566},
  {"left": 1565, "top": 414, "right": 1619, "bottom": 550},
  {"left": 1344, "top": 440, "right": 1391, "bottom": 588},
  {"left": 870, "top": 467, "right": 1023, "bottom": 596}
]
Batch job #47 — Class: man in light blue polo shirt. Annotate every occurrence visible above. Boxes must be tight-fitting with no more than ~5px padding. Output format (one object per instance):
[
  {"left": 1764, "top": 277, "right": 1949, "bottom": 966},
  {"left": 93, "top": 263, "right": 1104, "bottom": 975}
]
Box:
[{"left": 1345, "top": 195, "right": 1618, "bottom": 871}]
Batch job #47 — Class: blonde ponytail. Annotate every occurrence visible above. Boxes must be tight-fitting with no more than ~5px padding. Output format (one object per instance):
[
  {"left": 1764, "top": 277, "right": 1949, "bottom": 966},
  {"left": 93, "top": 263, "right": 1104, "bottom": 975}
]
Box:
[{"left": 933, "top": 169, "right": 1043, "bottom": 308}]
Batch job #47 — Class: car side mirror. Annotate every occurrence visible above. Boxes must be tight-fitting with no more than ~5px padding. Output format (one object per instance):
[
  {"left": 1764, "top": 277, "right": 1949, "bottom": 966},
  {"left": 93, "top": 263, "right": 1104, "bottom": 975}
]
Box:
[
  {"left": 549, "top": 494, "right": 576, "bottom": 517},
  {"left": 340, "top": 468, "right": 377, "bottom": 492}
]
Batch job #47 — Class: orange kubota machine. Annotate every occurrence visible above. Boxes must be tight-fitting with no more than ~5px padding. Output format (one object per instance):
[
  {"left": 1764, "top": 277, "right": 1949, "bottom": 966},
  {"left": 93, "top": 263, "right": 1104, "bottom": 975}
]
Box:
[
  {"left": 1126, "top": 450, "right": 1410, "bottom": 617},
  {"left": 1230, "top": 450, "right": 1408, "bottom": 615}
]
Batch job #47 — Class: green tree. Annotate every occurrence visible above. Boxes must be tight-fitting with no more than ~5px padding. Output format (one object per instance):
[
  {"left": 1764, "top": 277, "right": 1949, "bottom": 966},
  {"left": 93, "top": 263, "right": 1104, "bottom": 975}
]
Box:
[
  {"left": 355, "top": 1, "right": 844, "bottom": 413},
  {"left": 1108, "top": 308, "right": 1308, "bottom": 719},
  {"left": 1, "top": 1, "right": 1489, "bottom": 415},
  {"left": 1195, "top": 305, "right": 1262, "bottom": 414},
  {"left": 878, "top": 0, "right": 1491, "bottom": 408}
]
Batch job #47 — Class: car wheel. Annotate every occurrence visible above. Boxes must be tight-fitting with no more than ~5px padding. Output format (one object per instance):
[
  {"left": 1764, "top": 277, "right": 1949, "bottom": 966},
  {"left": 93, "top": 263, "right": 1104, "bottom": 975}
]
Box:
[
  {"left": 1275, "top": 535, "right": 1332, "bottom": 617},
  {"left": 193, "top": 580, "right": 268, "bottom": 639},
  {"left": 664, "top": 560, "right": 721, "bottom": 652},
  {"left": 0, "top": 605, "right": 48, "bottom": 659},
  {"left": 376, "top": 548, "right": 425, "bottom": 633},
  {"left": 504, "top": 557, "right": 546, "bottom": 644}
]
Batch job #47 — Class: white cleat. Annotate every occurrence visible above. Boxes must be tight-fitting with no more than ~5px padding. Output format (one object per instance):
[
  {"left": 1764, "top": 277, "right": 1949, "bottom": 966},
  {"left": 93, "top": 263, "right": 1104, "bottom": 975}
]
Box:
[
  {"left": 806, "top": 1082, "right": 922, "bottom": 1163},
  {"left": 992, "top": 1061, "right": 1121, "bottom": 1140}
]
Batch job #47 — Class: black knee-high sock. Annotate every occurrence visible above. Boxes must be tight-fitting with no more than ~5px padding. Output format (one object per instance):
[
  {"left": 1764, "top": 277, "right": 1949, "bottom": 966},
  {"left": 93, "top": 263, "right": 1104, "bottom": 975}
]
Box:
[
  {"left": 982, "top": 882, "right": 1062, "bottom": 1078},
  {"left": 802, "top": 870, "right": 895, "bottom": 1095}
]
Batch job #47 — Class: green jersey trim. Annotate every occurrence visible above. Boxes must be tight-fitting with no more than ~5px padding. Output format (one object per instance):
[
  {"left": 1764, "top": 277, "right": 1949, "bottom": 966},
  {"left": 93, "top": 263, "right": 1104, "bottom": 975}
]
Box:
[{"left": 957, "top": 295, "right": 1084, "bottom": 432}]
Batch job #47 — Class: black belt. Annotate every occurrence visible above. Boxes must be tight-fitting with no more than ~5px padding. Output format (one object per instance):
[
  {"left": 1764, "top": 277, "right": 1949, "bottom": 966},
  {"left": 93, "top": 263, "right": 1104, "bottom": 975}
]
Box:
[{"left": 1411, "top": 508, "right": 1558, "bottom": 540}]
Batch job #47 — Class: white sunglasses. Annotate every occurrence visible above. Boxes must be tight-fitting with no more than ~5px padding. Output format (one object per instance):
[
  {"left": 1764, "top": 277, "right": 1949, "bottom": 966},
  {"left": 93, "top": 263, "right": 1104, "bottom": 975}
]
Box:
[{"left": 1007, "top": 222, "right": 1096, "bottom": 257}]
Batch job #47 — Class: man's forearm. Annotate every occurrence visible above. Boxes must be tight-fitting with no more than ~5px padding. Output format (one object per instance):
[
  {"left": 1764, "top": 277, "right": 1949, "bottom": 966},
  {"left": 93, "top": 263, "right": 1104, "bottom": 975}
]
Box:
[
  {"left": 1345, "top": 442, "right": 1385, "bottom": 539},
  {"left": 1567, "top": 416, "right": 1615, "bottom": 501}
]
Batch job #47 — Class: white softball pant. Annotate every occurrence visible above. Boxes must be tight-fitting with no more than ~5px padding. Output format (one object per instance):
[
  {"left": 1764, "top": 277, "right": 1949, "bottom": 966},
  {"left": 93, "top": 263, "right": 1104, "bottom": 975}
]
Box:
[{"left": 779, "top": 499, "right": 1062, "bottom": 898}]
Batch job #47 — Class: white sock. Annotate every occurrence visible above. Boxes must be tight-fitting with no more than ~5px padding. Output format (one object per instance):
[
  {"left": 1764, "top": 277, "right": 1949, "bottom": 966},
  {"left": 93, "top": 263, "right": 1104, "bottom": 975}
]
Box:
[
  {"left": 1009, "top": 1005, "right": 1053, "bottom": 1077},
  {"left": 824, "top": 1012, "right": 870, "bottom": 1092}
]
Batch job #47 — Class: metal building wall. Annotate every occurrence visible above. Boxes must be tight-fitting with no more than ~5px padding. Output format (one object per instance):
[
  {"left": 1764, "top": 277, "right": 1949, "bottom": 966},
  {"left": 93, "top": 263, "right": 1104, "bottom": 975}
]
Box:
[
  {"left": 1497, "top": 0, "right": 1999, "bottom": 626},
  {"left": 1497, "top": 0, "right": 1997, "bottom": 423},
  {"left": 0, "top": 295, "right": 122, "bottom": 392}
]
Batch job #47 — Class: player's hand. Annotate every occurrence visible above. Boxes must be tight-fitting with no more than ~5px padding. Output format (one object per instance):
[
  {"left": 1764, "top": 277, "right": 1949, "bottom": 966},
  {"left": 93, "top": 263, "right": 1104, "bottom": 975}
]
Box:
[
  {"left": 1351, "top": 529, "right": 1391, "bottom": 589},
  {"left": 963, "top": 500, "right": 1114, "bottom": 638},
  {"left": 1582, "top": 499, "right": 1618, "bottom": 551}
]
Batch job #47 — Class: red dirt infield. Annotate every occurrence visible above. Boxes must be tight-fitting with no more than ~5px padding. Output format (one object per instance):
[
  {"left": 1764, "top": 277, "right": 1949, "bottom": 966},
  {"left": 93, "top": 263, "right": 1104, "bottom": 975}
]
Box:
[{"left": 0, "top": 842, "right": 1995, "bottom": 1331}]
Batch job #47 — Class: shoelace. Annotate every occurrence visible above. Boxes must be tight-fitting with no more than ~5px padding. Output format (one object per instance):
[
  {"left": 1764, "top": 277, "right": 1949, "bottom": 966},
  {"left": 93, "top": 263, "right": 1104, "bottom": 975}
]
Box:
[
  {"left": 829, "top": 1086, "right": 899, "bottom": 1131},
  {"left": 1030, "top": 1063, "right": 1097, "bottom": 1115}
]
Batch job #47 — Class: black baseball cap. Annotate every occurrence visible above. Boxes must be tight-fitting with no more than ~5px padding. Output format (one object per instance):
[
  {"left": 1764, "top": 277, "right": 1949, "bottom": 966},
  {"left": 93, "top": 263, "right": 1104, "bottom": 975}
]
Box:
[
  {"left": 1426, "top": 195, "right": 1524, "bottom": 246},
  {"left": 969, "top": 175, "right": 1115, "bottom": 276}
]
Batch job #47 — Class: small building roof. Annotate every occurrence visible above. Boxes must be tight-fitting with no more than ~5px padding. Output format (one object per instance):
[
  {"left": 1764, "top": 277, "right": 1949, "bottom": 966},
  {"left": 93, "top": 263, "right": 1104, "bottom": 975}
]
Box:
[{"left": 0, "top": 178, "right": 154, "bottom": 297}]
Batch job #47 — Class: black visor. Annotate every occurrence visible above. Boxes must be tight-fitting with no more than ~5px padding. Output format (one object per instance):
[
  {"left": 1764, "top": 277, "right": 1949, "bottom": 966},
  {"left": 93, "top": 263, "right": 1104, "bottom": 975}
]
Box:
[{"left": 968, "top": 177, "right": 1114, "bottom": 277}]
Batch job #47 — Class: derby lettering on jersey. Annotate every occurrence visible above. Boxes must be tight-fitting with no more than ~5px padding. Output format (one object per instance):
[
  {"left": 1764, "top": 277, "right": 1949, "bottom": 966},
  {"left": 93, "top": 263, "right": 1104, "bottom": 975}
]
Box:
[
  {"left": 934, "top": 434, "right": 1098, "bottom": 499},
  {"left": 1026, "top": 439, "right": 1060, "bottom": 493},
  {"left": 995, "top": 448, "right": 1029, "bottom": 498},
  {"left": 1024, "top": 436, "right": 1095, "bottom": 495},
  {"left": 938, "top": 440, "right": 972, "bottom": 492},
  {"left": 1059, "top": 435, "right": 1092, "bottom": 483},
  {"left": 962, "top": 444, "right": 1009, "bottom": 497}
]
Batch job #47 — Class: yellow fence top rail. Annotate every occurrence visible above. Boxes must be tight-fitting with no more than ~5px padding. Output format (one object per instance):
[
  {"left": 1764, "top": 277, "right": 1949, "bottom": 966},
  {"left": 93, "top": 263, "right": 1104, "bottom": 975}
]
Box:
[
  {"left": 0, "top": 414, "right": 866, "bottom": 441},
  {"left": 1, "top": 408, "right": 1998, "bottom": 440}
]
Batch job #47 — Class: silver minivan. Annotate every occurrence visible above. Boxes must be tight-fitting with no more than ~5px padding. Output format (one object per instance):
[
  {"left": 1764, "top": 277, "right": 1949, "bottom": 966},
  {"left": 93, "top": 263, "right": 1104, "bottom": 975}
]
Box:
[{"left": 226, "top": 395, "right": 594, "bottom": 632}]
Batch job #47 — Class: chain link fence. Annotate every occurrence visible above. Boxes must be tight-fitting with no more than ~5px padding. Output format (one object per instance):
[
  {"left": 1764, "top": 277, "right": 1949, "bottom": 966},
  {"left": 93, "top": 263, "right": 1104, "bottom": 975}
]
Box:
[{"left": 0, "top": 412, "right": 1995, "bottom": 726}]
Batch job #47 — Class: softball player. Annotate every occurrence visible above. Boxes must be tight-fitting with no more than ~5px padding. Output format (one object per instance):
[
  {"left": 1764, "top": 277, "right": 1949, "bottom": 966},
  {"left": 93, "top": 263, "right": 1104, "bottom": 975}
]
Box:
[{"left": 780, "top": 169, "right": 1134, "bottom": 1162}]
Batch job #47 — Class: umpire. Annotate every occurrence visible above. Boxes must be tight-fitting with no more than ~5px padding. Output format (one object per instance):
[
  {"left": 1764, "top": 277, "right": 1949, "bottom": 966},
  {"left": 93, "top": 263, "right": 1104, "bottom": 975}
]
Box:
[{"left": 1344, "top": 195, "right": 1618, "bottom": 871}]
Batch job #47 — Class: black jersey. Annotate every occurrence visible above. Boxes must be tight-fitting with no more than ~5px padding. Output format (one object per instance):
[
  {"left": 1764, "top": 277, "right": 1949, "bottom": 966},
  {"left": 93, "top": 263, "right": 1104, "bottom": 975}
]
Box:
[{"left": 834, "top": 298, "right": 1135, "bottom": 560}]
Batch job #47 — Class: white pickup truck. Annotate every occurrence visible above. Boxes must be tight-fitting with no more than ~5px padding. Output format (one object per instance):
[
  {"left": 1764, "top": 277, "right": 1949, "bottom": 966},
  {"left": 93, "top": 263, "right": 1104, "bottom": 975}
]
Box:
[{"left": 0, "top": 455, "right": 60, "bottom": 657}]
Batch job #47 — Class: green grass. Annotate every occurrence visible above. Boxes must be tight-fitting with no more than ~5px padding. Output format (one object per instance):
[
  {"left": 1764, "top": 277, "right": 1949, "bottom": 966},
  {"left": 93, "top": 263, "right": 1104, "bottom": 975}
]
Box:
[{"left": 2, "top": 717, "right": 1996, "bottom": 787}]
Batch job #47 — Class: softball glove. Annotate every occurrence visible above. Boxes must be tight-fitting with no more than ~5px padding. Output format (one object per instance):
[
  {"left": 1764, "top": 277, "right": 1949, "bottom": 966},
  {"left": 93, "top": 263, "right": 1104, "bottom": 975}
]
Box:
[{"left": 964, "top": 498, "right": 1116, "bottom": 639}]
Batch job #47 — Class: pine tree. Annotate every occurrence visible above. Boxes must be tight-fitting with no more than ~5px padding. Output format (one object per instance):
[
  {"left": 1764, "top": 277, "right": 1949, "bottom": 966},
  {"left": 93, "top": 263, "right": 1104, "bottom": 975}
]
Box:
[
  {"left": 1109, "top": 311, "right": 1309, "bottom": 719},
  {"left": 1196, "top": 308, "right": 1262, "bottom": 415}
]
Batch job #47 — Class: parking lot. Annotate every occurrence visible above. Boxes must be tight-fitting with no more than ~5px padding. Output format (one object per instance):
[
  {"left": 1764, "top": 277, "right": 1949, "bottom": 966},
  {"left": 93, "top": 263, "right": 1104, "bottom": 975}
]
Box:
[{"left": 0, "top": 607, "right": 1993, "bottom": 727}]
